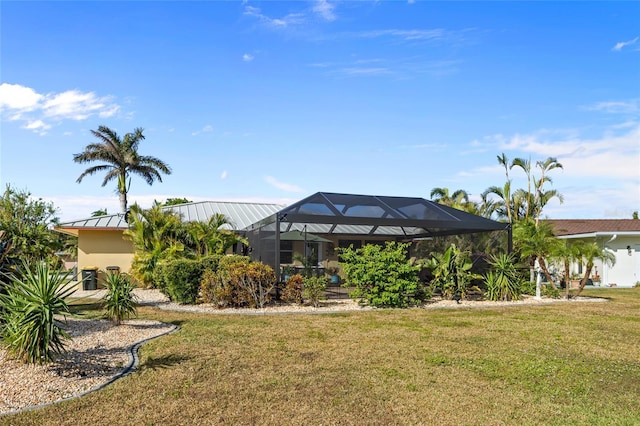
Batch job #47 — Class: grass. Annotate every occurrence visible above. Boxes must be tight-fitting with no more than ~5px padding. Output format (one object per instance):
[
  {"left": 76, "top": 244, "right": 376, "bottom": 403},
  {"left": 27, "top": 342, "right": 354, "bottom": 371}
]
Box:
[{"left": 3, "top": 288, "right": 640, "bottom": 425}]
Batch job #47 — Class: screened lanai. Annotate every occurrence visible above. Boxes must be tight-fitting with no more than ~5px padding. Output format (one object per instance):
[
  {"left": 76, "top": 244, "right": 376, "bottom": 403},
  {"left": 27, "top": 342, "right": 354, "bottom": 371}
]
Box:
[{"left": 244, "top": 192, "right": 512, "bottom": 281}]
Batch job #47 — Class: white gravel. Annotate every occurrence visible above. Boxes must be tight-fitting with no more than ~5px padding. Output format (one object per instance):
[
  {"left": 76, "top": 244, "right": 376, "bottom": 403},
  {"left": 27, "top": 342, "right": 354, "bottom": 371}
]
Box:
[{"left": 0, "top": 289, "right": 604, "bottom": 416}]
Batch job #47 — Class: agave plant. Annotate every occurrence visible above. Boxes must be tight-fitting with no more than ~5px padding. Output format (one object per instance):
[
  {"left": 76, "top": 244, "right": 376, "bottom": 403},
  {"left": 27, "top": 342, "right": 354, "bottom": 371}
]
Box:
[
  {"left": 0, "top": 260, "right": 76, "bottom": 364},
  {"left": 102, "top": 272, "right": 138, "bottom": 325}
]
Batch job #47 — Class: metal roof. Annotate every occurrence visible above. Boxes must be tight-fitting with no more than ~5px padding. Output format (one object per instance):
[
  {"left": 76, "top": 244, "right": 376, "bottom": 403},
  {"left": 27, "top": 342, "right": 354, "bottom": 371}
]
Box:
[
  {"left": 167, "top": 201, "right": 285, "bottom": 230},
  {"left": 55, "top": 201, "right": 285, "bottom": 235}
]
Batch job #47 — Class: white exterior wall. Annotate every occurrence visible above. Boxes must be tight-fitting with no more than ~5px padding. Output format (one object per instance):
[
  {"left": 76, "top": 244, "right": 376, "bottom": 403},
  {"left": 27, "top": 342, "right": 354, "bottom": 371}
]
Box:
[{"left": 565, "top": 234, "right": 640, "bottom": 288}]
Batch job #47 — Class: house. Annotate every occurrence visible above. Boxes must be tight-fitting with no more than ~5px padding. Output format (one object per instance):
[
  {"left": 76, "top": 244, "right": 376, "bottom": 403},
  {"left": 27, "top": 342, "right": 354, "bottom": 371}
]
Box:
[
  {"left": 55, "top": 201, "right": 284, "bottom": 289},
  {"left": 55, "top": 192, "right": 511, "bottom": 289},
  {"left": 546, "top": 219, "right": 640, "bottom": 287}
]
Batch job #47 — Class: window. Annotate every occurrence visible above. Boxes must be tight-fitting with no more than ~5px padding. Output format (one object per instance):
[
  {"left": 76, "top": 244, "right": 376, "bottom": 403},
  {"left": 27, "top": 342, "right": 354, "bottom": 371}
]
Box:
[{"left": 280, "top": 240, "right": 293, "bottom": 264}]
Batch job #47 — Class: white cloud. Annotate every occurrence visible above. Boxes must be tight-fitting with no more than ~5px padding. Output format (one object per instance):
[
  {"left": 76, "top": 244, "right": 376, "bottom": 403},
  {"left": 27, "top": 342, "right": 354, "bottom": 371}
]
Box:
[
  {"left": 192, "top": 124, "right": 214, "bottom": 136},
  {"left": 0, "top": 83, "right": 120, "bottom": 134},
  {"left": 313, "top": 0, "right": 336, "bottom": 22},
  {"left": 585, "top": 99, "right": 639, "bottom": 114},
  {"left": 264, "top": 176, "right": 304, "bottom": 193},
  {"left": 0, "top": 83, "right": 43, "bottom": 111},
  {"left": 359, "top": 29, "right": 446, "bottom": 41},
  {"left": 612, "top": 37, "right": 638, "bottom": 51},
  {"left": 244, "top": 5, "right": 304, "bottom": 28},
  {"left": 242, "top": 53, "right": 254, "bottom": 62},
  {"left": 221, "top": 170, "right": 228, "bottom": 180}
]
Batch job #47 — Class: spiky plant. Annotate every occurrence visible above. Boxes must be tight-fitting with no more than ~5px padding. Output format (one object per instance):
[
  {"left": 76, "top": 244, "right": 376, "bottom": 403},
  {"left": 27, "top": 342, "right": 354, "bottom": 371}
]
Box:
[
  {"left": 0, "top": 261, "right": 76, "bottom": 364},
  {"left": 483, "top": 253, "right": 523, "bottom": 301},
  {"left": 102, "top": 272, "right": 138, "bottom": 325}
]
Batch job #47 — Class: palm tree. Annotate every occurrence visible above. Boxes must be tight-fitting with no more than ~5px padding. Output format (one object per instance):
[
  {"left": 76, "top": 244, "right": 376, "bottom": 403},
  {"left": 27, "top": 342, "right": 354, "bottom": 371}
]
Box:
[
  {"left": 430, "top": 187, "right": 477, "bottom": 213},
  {"left": 123, "top": 203, "right": 186, "bottom": 287},
  {"left": 573, "top": 242, "right": 615, "bottom": 298},
  {"left": 513, "top": 217, "right": 562, "bottom": 289},
  {"left": 186, "top": 213, "right": 248, "bottom": 256},
  {"left": 74, "top": 126, "right": 171, "bottom": 214}
]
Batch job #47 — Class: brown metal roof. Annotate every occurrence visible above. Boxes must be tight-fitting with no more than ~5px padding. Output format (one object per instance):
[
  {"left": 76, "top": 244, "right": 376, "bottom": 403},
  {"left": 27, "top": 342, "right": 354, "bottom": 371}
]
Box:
[{"left": 545, "top": 219, "right": 640, "bottom": 236}]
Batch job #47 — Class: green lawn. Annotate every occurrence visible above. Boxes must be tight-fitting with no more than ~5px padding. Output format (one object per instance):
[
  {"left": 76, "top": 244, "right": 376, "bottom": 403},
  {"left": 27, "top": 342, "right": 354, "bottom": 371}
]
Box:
[{"left": 4, "top": 288, "right": 640, "bottom": 425}]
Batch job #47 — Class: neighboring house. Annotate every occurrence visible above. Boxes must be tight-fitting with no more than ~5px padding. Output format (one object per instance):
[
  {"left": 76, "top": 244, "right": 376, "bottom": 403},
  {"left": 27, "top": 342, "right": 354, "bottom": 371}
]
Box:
[
  {"left": 54, "top": 201, "right": 284, "bottom": 289},
  {"left": 546, "top": 219, "right": 640, "bottom": 287}
]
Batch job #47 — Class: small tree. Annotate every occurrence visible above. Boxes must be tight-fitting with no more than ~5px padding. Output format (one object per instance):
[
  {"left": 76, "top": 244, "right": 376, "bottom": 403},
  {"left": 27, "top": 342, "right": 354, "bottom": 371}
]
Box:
[
  {"left": 339, "top": 242, "right": 420, "bottom": 308},
  {"left": 573, "top": 242, "right": 616, "bottom": 298}
]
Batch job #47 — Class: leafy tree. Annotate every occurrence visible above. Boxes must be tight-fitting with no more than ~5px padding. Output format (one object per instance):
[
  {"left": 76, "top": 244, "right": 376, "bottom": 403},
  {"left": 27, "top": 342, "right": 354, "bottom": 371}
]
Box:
[
  {"left": 91, "top": 208, "right": 108, "bottom": 217},
  {"left": 74, "top": 125, "right": 172, "bottom": 214},
  {"left": 339, "top": 242, "right": 421, "bottom": 308},
  {"left": 164, "top": 197, "right": 192, "bottom": 206},
  {"left": 0, "top": 185, "right": 62, "bottom": 271}
]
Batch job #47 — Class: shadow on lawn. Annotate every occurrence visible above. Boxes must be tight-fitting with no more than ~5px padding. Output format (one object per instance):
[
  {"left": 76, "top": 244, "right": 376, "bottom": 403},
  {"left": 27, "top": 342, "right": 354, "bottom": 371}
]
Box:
[{"left": 140, "top": 353, "right": 193, "bottom": 371}]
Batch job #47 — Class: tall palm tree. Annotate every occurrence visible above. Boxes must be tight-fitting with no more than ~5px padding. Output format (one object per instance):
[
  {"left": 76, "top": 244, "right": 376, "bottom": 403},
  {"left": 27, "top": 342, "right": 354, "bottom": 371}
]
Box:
[
  {"left": 74, "top": 126, "right": 172, "bottom": 214},
  {"left": 430, "top": 187, "right": 477, "bottom": 213}
]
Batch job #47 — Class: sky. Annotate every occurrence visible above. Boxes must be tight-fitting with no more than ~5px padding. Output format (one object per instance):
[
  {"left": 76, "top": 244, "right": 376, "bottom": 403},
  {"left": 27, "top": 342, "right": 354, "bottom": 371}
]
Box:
[{"left": 1, "top": 1, "right": 639, "bottom": 222}]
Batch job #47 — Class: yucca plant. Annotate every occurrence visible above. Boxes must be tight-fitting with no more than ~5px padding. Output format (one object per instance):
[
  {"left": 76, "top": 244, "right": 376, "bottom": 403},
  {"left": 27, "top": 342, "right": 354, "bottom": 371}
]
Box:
[
  {"left": 483, "top": 253, "right": 522, "bottom": 301},
  {"left": 102, "top": 272, "right": 138, "bottom": 325},
  {"left": 0, "top": 260, "right": 76, "bottom": 364}
]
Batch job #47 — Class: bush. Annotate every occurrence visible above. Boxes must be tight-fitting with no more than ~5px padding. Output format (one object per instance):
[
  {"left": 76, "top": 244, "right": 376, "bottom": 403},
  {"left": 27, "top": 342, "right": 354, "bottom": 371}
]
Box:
[
  {"left": 102, "top": 272, "right": 138, "bottom": 324},
  {"left": 483, "top": 253, "right": 522, "bottom": 301},
  {"left": 425, "top": 244, "right": 480, "bottom": 300},
  {"left": 205, "top": 259, "right": 275, "bottom": 308},
  {"left": 339, "top": 242, "right": 421, "bottom": 308},
  {"left": 303, "top": 276, "right": 326, "bottom": 308},
  {"left": 0, "top": 261, "right": 76, "bottom": 364},
  {"left": 281, "top": 274, "right": 304, "bottom": 304},
  {"left": 159, "top": 258, "right": 203, "bottom": 304}
]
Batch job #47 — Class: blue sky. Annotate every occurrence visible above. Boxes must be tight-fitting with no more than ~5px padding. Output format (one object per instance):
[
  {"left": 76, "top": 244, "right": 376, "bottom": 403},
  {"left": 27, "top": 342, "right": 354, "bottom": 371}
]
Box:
[{"left": 1, "top": 1, "right": 638, "bottom": 222}]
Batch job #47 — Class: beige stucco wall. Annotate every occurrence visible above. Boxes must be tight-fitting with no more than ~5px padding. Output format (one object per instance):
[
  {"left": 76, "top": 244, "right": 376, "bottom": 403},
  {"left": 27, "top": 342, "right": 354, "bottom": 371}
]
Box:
[{"left": 77, "top": 229, "right": 134, "bottom": 289}]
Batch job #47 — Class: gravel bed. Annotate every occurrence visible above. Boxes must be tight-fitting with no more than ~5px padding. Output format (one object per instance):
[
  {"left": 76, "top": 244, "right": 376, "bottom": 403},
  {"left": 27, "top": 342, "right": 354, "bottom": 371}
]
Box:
[{"left": 0, "top": 318, "right": 175, "bottom": 416}]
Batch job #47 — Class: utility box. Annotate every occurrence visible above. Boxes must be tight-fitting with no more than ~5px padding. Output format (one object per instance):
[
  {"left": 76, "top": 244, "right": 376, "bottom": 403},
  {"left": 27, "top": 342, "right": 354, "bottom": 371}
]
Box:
[
  {"left": 106, "top": 266, "right": 120, "bottom": 274},
  {"left": 81, "top": 268, "right": 98, "bottom": 290}
]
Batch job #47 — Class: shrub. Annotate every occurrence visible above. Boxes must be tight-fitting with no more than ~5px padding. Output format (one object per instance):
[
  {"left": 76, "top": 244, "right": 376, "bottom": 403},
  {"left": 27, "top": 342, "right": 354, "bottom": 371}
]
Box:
[
  {"left": 102, "top": 272, "right": 138, "bottom": 324},
  {"left": 281, "top": 274, "right": 304, "bottom": 304},
  {"left": 303, "top": 276, "right": 327, "bottom": 308},
  {"left": 159, "top": 258, "right": 203, "bottom": 304},
  {"left": 483, "top": 253, "right": 522, "bottom": 301},
  {"left": 339, "top": 242, "right": 421, "bottom": 308},
  {"left": 0, "top": 261, "right": 76, "bottom": 364},
  {"left": 425, "top": 244, "right": 480, "bottom": 300},
  {"left": 208, "top": 259, "right": 276, "bottom": 308}
]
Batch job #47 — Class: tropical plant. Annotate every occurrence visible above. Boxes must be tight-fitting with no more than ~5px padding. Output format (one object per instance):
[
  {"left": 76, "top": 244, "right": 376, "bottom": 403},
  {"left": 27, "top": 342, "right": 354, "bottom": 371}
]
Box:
[
  {"left": 513, "top": 217, "right": 562, "bottom": 289},
  {"left": 102, "top": 272, "right": 138, "bottom": 324},
  {"left": 186, "top": 213, "right": 247, "bottom": 256},
  {"left": 281, "top": 274, "right": 304, "bottom": 304},
  {"left": 429, "top": 187, "right": 478, "bottom": 214},
  {"left": 0, "top": 261, "right": 76, "bottom": 364},
  {"left": 573, "top": 242, "right": 616, "bottom": 297},
  {"left": 303, "top": 276, "right": 327, "bottom": 308},
  {"left": 0, "top": 185, "right": 61, "bottom": 269},
  {"left": 91, "top": 208, "right": 108, "bottom": 217},
  {"left": 123, "top": 203, "right": 186, "bottom": 287},
  {"left": 483, "top": 253, "right": 523, "bottom": 301},
  {"left": 425, "top": 243, "right": 480, "bottom": 300},
  {"left": 163, "top": 197, "right": 192, "bottom": 206},
  {"left": 339, "top": 242, "right": 421, "bottom": 308},
  {"left": 73, "top": 125, "right": 172, "bottom": 214}
]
